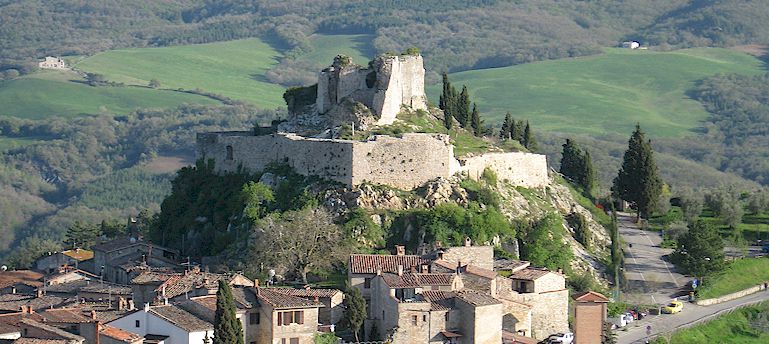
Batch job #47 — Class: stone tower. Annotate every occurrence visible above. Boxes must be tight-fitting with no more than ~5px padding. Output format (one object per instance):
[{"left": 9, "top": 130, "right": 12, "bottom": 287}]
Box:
[{"left": 316, "top": 54, "right": 427, "bottom": 125}]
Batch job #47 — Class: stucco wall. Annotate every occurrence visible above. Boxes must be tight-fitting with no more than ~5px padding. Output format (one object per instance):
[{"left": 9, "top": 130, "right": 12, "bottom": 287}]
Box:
[
  {"left": 574, "top": 302, "right": 605, "bottom": 344},
  {"left": 458, "top": 152, "right": 549, "bottom": 188}
]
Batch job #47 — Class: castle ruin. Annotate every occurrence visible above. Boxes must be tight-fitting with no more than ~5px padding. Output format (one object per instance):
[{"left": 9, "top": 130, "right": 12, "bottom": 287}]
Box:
[{"left": 196, "top": 53, "right": 549, "bottom": 191}]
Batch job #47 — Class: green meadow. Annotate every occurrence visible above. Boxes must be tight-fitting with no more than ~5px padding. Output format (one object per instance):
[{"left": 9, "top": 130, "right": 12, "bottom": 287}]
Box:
[
  {"left": 301, "top": 34, "right": 375, "bottom": 66},
  {"left": 0, "top": 70, "right": 218, "bottom": 119},
  {"left": 75, "top": 38, "right": 286, "bottom": 109},
  {"left": 429, "top": 48, "right": 765, "bottom": 137}
]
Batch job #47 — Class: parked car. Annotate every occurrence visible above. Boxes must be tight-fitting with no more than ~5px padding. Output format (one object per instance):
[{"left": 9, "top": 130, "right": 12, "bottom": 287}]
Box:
[
  {"left": 662, "top": 300, "right": 683, "bottom": 314},
  {"left": 546, "top": 332, "right": 574, "bottom": 344}
]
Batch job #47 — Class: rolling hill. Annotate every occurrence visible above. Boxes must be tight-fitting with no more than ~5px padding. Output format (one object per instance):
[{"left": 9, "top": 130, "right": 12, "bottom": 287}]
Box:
[{"left": 429, "top": 48, "right": 765, "bottom": 137}]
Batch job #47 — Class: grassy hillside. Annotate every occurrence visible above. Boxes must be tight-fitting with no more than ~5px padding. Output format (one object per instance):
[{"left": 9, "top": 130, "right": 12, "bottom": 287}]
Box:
[
  {"left": 303, "top": 34, "right": 374, "bottom": 66},
  {"left": 75, "top": 38, "right": 286, "bottom": 109},
  {"left": 656, "top": 302, "right": 769, "bottom": 344},
  {"left": 429, "top": 48, "right": 764, "bottom": 137},
  {"left": 0, "top": 71, "right": 218, "bottom": 119}
]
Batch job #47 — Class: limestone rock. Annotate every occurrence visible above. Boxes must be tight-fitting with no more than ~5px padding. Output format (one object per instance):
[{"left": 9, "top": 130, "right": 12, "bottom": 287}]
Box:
[{"left": 420, "top": 177, "right": 469, "bottom": 207}]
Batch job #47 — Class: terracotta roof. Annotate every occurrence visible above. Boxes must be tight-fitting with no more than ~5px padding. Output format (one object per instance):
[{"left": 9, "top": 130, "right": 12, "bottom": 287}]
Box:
[
  {"left": 0, "top": 311, "right": 45, "bottom": 326},
  {"left": 349, "top": 254, "right": 431, "bottom": 274},
  {"left": 100, "top": 324, "right": 143, "bottom": 343},
  {"left": 269, "top": 288, "right": 343, "bottom": 299},
  {"left": 434, "top": 260, "right": 497, "bottom": 279},
  {"left": 453, "top": 290, "right": 500, "bottom": 307},
  {"left": 572, "top": 291, "right": 610, "bottom": 303},
  {"left": 148, "top": 304, "right": 212, "bottom": 332},
  {"left": 0, "top": 271, "right": 44, "bottom": 289},
  {"left": 509, "top": 267, "right": 553, "bottom": 281},
  {"left": 61, "top": 249, "right": 94, "bottom": 261},
  {"left": 381, "top": 273, "right": 455, "bottom": 288},
  {"left": 20, "top": 318, "right": 85, "bottom": 341},
  {"left": 421, "top": 291, "right": 455, "bottom": 311},
  {"left": 256, "top": 288, "right": 323, "bottom": 309},
  {"left": 40, "top": 309, "right": 91, "bottom": 323},
  {"left": 14, "top": 339, "right": 72, "bottom": 344},
  {"left": 44, "top": 280, "right": 90, "bottom": 294},
  {"left": 130, "top": 271, "right": 180, "bottom": 285},
  {"left": 230, "top": 287, "right": 258, "bottom": 309},
  {"left": 156, "top": 272, "right": 247, "bottom": 300},
  {"left": 80, "top": 282, "right": 132, "bottom": 295}
]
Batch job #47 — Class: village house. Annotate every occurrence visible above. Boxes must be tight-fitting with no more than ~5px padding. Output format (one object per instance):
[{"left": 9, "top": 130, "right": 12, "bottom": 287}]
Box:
[
  {"left": 496, "top": 266, "right": 569, "bottom": 340},
  {"left": 108, "top": 303, "right": 213, "bottom": 344},
  {"left": 129, "top": 267, "right": 253, "bottom": 306},
  {"left": 35, "top": 249, "right": 94, "bottom": 274},
  {"left": 91, "top": 238, "right": 180, "bottom": 285},
  {"left": 38, "top": 56, "right": 68, "bottom": 70},
  {"left": 0, "top": 270, "right": 44, "bottom": 295},
  {"left": 0, "top": 308, "right": 85, "bottom": 343}
]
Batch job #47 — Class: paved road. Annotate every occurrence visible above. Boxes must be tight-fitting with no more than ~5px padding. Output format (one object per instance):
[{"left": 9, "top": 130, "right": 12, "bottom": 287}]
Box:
[
  {"left": 618, "top": 288, "right": 769, "bottom": 344},
  {"left": 617, "top": 213, "right": 686, "bottom": 305}
]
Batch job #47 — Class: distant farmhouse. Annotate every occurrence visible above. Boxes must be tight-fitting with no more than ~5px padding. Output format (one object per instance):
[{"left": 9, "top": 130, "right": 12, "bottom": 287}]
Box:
[
  {"left": 621, "top": 41, "right": 641, "bottom": 49},
  {"left": 38, "top": 56, "right": 68, "bottom": 70},
  {"left": 197, "top": 53, "right": 549, "bottom": 190}
]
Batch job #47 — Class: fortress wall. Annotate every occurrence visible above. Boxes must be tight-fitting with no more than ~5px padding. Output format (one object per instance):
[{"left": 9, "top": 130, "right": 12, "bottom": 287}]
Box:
[
  {"left": 196, "top": 133, "right": 354, "bottom": 185},
  {"left": 459, "top": 152, "right": 549, "bottom": 188},
  {"left": 317, "top": 70, "right": 332, "bottom": 114},
  {"left": 397, "top": 55, "right": 427, "bottom": 110},
  {"left": 337, "top": 67, "right": 369, "bottom": 103},
  {"left": 350, "top": 133, "right": 454, "bottom": 190}
]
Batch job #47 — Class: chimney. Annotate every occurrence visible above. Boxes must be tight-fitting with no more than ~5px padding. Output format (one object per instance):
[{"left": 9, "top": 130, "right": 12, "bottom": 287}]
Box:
[
  {"left": 27, "top": 306, "right": 34, "bottom": 314},
  {"left": 314, "top": 296, "right": 319, "bottom": 303},
  {"left": 19, "top": 306, "right": 27, "bottom": 314},
  {"left": 410, "top": 266, "right": 416, "bottom": 274},
  {"left": 397, "top": 265, "right": 403, "bottom": 276},
  {"left": 304, "top": 285, "right": 311, "bottom": 292},
  {"left": 436, "top": 249, "right": 444, "bottom": 261},
  {"left": 11, "top": 286, "right": 16, "bottom": 294},
  {"left": 91, "top": 310, "right": 97, "bottom": 320},
  {"left": 36, "top": 288, "right": 43, "bottom": 298},
  {"left": 456, "top": 261, "right": 463, "bottom": 274},
  {"left": 253, "top": 279, "right": 260, "bottom": 288},
  {"left": 464, "top": 237, "right": 472, "bottom": 247},
  {"left": 421, "top": 264, "right": 429, "bottom": 273},
  {"left": 376, "top": 269, "right": 382, "bottom": 276},
  {"left": 95, "top": 321, "right": 100, "bottom": 344},
  {"left": 143, "top": 303, "right": 150, "bottom": 312},
  {"left": 128, "top": 300, "right": 135, "bottom": 310},
  {"left": 395, "top": 245, "right": 405, "bottom": 256},
  {"left": 118, "top": 297, "right": 126, "bottom": 311}
]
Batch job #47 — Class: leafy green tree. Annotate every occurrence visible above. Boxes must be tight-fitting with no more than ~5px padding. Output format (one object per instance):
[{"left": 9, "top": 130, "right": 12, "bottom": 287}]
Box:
[
  {"left": 680, "top": 191, "right": 703, "bottom": 224},
  {"left": 314, "top": 333, "right": 339, "bottom": 344},
  {"left": 470, "top": 103, "right": 482, "bottom": 136},
  {"left": 499, "top": 113, "right": 513, "bottom": 140},
  {"left": 522, "top": 121, "right": 536, "bottom": 151},
  {"left": 345, "top": 287, "right": 366, "bottom": 342},
  {"left": 602, "top": 322, "right": 617, "bottom": 344},
  {"left": 214, "top": 280, "right": 244, "bottom": 344},
  {"left": 241, "top": 181, "right": 274, "bottom": 222},
  {"left": 671, "top": 220, "right": 726, "bottom": 277},
  {"left": 520, "top": 213, "right": 572, "bottom": 271},
  {"left": 612, "top": 124, "right": 663, "bottom": 221}
]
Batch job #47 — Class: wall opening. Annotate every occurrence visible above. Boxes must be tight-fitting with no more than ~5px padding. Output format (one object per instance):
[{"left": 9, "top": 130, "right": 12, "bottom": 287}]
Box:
[{"left": 226, "top": 145, "right": 233, "bottom": 160}]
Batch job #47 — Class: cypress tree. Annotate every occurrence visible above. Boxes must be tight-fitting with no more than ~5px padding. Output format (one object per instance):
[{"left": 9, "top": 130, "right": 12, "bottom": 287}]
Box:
[
  {"left": 582, "top": 150, "right": 596, "bottom": 194},
  {"left": 213, "top": 280, "right": 244, "bottom": 344},
  {"left": 443, "top": 107, "right": 453, "bottom": 131},
  {"left": 457, "top": 86, "right": 471, "bottom": 127},
  {"left": 500, "top": 113, "right": 513, "bottom": 140},
  {"left": 559, "top": 139, "right": 581, "bottom": 180},
  {"left": 522, "top": 121, "right": 536, "bottom": 151},
  {"left": 346, "top": 288, "right": 366, "bottom": 342},
  {"left": 470, "top": 103, "right": 482, "bottom": 136},
  {"left": 512, "top": 120, "right": 524, "bottom": 141},
  {"left": 439, "top": 73, "right": 450, "bottom": 111},
  {"left": 612, "top": 124, "right": 662, "bottom": 221}
]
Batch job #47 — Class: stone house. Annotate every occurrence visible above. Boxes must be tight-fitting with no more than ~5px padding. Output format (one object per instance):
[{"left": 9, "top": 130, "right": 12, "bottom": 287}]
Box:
[
  {"left": 35, "top": 249, "right": 94, "bottom": 274},
  {"left": 107, "top": 303, "right": 213, "bottom": 344},
  {"left": 38, "top": 57, "right": 68, "bottom": 70},
  {"left": 91, "top": 238, "right": 179, "bottom": 285},
  {"left": 572, "top": 291, "right": 609, "bottom": 344},
  {"left": 497, "top": 267, "right": 569, "bottom": 340},
  {"left": 129, "top": 268, "right": 253, "bottom": 306},
  {"left": 0, "top": 271, "right": 44, "bottom": 295},
  {"left": 348, "top": 248, "right": 432, "bottom": 304},
  {"left": 268, "top": 288, "right": 345, "bottom": 325}
]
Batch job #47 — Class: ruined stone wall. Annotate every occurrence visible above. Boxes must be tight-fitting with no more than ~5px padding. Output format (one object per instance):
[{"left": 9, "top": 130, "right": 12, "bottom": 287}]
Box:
[
  {"left": 441, "top": 246, "right": 494, "bottom": 271},
  {"left": 458, "top": 152, "right": 549, "bottom": 188},
  {"left": 351, "top": 133, "right": 454, "bottom": 190}
]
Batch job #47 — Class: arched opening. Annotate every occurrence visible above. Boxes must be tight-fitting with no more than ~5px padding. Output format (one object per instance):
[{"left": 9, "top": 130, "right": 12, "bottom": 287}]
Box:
[{"left": 226, "top": 145, "right": 234, "bottom": 160}]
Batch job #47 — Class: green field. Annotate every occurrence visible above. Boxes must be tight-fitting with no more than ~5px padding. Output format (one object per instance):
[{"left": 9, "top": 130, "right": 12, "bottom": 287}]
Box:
[
  {"left": 697, "top": 258, "right": 769, "bottom": 299},
  {"left": 0, "top": 70, "right": 218, "bottom": 119},
  {"left": 655, "top": 302, "right": 769, "bottom": 344},
  {"left": 429, "top": 48, "right": 765, "bottom": 137},
  {"left": 75, "top": 38, "right": 286, "bottom": 109},
  {"left": 301, "top": 34, "right": 375, "bottom": 66}
]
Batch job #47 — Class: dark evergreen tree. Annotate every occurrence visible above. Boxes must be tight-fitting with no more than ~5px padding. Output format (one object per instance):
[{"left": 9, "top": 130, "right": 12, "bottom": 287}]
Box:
[
  {"left": 512, "top": 120, "right": 524, "bottom": 141},
  {"left": 443, "top": 109, "right": 453, "bottom": 131},
  {"left": 522, "top": 121, "right": 536, "bottom": 151},
  {"left": 346, "top": 287, "right": 366, "bottom": 342},
  {"left": 559, "top": 139, "right": 596, "bottom": 195},
  {"left": 457, "top": 86, "right": 471, "bottom": 128},
  {"left": 439, "top": 73, "right": 450, "bottom": 111},
  {"left": 582, "top": 150, "right": 596, "bottom": 194},
  {"left": 612, "top": 124, "right": 663, "bottom": 220},
  {"left": 470, "top": 103, "right": 482, "bottom": 136},
  {"left": 499, "top": 113, "right": 513, "bottom": 140},
  {"left": 670, "top": 220, "right": 726, "bottom": 277},
  {"left": 65, "top": 221, "right": 101, "bottom": 249},
  {"left": 214, "top": 280, "right": 244, "bottom": 344}
]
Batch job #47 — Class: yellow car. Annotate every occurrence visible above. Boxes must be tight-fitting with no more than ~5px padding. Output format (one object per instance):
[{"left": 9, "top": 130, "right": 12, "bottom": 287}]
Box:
[{"left": 662, "top": 300, "right": 683, "bottom": 314}]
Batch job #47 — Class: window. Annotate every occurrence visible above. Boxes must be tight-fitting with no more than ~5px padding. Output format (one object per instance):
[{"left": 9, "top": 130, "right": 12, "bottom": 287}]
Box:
[
  {"left": 445, "top": 312, "right": 449, "bottom": 322},
  {"left": 250, "top": 312, "right": 260, "bottom": 325},
  {"left": 226, "top": 145, "right": 234, "bottom": 160},
  {"left": 364, "top": 278, "right": 372, "bottom": 289},
  {"left": 412, "top": 315, "right": 418, "bottom": 325},
  {"left": 277, "top": 311, "right": 304, "bottom": 326},
  {"left": 135, "top": 320, "right": 140, "bottom": 328},
  {"left": 423, "top": 315, "right": 427, "bottom": 322},
  {"left": 290, "top": 338, "right": 299, "bottom": 344},
  {"left": 281, "top": 339, "right": 286, "bottom": 344}
]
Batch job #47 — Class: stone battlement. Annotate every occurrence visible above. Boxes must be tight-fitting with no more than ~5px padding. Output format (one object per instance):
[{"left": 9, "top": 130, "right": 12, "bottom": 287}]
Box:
[{"left": 197, "top": 132, "right": 548, "bottom": 190}]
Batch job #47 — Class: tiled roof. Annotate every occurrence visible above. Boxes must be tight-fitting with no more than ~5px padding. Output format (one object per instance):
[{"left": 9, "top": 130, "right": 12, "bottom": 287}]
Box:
[
  {"left": 256, "top": 288, "right": 323, "bottom": 309},
  {"left": 44, "top": 280, "right": 90, "bottom": 294},
  {"left": 494, "top": 259, "right": 530, "bottom": 272},
  {"left": 61, "top": 249, "right": 93, "bottom": 261},
  {"left": 157, "top": 272, "right": 243, "bottom": 300},
  {"left": 0, "top": 271, "right": 44, "bottom": 289},
  {"left": 130, "top": 271, "right": 180, "bottom": 285},
  {"left": 80, "top": 282, "right": 132, "bottom": 295},
  {"left": 0, "top": 312, "right": 45, "bottom": 326},
  {"left": 0, "top": 294, "right": 75, "bottom": 312},
  {"left": 20, "top": 318, "right": 85, "bottom": 341},
  {"left": 349, "top": 254, "right": 431, "bottom": 274},
  {"left": 14, "top": 339, "right": 72, "bottom": 344},
  {"left": 149, "top": 305, "right": 212, "bottom": 332},
  {"left": 572, "top": 291, "right": 610, "bottom": 303},
  {"left": 453, "top": 290, "right": 500, "bottom": 307},
  {"left": 100, "top": 324, "right": 143, "bottom": 343},
  {"left": 381, "top": 273, "right": 455, "bottom": 288},
  {"left": 230, "top": 287, "right": 258, "bottom": 309},
  {"left": 421, "top": 291, "right": 455, "bottom": 311},
  {"left": 269, "top": 288, "right": 343, "bottom": 299},
  {"left": 433, "top": 260, "right": 497, "bottom": 279},
  {"left": 40, "top": 309, "right": 91, "bottom": 323},
  {"left": 509, "top": 267, "right": 553, "bottom": 281}
]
